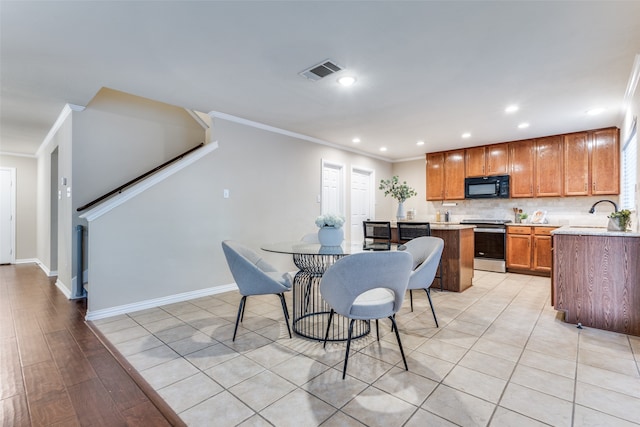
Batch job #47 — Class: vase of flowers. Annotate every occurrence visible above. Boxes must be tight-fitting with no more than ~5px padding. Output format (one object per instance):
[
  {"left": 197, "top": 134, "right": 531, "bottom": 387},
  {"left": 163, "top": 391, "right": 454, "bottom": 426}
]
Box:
[
  {"left": 315, "top": 213, "right": 345, "bottom": 246},
  {"left": 607, "top": 209, "right": 631, "bottom": 231},
  {"left": 379, "top": 176, "right": 417, "bottom": 220}
]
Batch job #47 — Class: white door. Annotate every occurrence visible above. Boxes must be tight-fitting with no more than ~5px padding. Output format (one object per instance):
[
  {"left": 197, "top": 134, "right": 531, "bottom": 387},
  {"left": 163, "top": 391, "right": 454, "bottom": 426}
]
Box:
[
  {"left": 321, "top": 160, "right": 344, "bottom": 216},
  {"left": 350, "top": 167, "right": 374, "bottom": 242},
  {"left": 0, "top": 168, "right": 15, "bottom": 264}
]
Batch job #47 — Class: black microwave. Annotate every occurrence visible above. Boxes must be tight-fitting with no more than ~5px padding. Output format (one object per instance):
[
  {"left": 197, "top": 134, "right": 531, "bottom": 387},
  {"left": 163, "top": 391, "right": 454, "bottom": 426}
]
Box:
[{"left": 465, "top": 175, "right": 510, "bottom": 199}]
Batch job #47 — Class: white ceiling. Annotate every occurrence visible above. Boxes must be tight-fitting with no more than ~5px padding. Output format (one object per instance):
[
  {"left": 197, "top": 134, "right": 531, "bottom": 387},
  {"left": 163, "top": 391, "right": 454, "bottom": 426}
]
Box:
[{"left": 2, "top": 1, "right": 639, "bottom": 161}]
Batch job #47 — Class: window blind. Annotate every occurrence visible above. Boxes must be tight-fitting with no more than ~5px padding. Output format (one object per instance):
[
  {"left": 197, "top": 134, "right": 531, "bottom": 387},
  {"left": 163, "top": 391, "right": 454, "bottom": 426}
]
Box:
[{"left": 621, "top": 118, "right": 637, "bottom": 211}]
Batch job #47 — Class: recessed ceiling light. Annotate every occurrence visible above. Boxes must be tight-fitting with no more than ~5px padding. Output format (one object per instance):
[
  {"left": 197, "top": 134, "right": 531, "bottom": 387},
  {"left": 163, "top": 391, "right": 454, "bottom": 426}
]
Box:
[
  {"left": 518, "top": 122, "right": 530, "bottom": 129},
  {"left": 505, "top": 105, "right": 519, "bottom": 113},
  {"left": 337, "top": 76, "right": 356, "bottom": 86},
  {"left": 380, "top": 147, "right": 387, "bottom": 152},
  {"left": 352, "top": 137, "right": 361, "bottom": 143},
  {"left": 416, "top": 140, "right": 425, "bottom": 146},
  {"left": 586, "top": 108, "right": 605, "bottom": 116},
  {"left": 462, "top": 133, "right": 471, "bottom": 139}
]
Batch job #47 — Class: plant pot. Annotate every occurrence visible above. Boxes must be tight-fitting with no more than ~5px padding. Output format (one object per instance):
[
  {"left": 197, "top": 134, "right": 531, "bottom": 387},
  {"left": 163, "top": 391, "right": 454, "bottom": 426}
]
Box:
[
  {"left": 317, "top": 226, "right": 344, "bottom": 246},
  {"left": 607, "top": 217, "right": 630, "bottom": 232}
]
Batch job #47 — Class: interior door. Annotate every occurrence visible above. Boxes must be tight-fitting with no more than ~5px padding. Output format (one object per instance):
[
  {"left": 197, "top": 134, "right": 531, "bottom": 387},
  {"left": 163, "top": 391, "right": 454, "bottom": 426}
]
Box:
[
  {"left": 321, "top": 160, "right": 344, "bottom": 216},
  {"left": 350, "top": 167, "right": 374, "bottom": 242},
  {"left": 0, "top": 168, "right": 15, "bottom": 264}
]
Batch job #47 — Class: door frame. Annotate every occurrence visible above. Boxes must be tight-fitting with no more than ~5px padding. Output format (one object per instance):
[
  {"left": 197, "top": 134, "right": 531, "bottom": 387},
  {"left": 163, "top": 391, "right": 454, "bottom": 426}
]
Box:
[{"left": 0, "top": 167, "right": 16, "bottom": 264}]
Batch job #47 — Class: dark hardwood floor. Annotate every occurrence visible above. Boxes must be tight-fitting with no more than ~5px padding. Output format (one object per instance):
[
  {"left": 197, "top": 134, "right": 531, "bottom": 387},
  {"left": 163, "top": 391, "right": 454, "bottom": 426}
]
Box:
[{"left": 0, "top": 263, "right": 180, "bottom": 426}]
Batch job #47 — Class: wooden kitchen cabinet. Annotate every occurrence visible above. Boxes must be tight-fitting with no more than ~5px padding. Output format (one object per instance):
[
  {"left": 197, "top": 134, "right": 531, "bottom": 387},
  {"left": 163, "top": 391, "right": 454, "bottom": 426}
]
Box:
[
  {"left": 509, "top": 140, "right": 535, "bottom": 198},
  {"left": 426, "top": 152, "right": 445, "bottom": 200},
  {"left": 444, "top": 150, "right": 465, "bottom": 199},
  {"left": 591, "top": 128, "right": 619, "bottom": 195},
  {"left": 507, "top": 225, "right": 557, "bottom": 275},
  {"left": 465, "top": 143, "right": 509, "bottom": 177},
  {"left": 564, "top": 132, "right": 590, "bottom": 195},
  {"left": 553, "top": 233, "right": 640, "bottom": 336},
  {"left": 535, "top": 135, "right": 563, "bottom": 197},
  {"left": 564, "top": 128, "right": 619, "bottom": 196},
  {"left": 426, "top": 150, "right": 465, "bottom": 200}
]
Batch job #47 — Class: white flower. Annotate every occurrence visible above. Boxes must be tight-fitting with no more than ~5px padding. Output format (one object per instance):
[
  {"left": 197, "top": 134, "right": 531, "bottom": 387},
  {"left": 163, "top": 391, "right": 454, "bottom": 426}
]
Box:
[{"left": 315, "top": 213, "right": 345, "bottom": 228}]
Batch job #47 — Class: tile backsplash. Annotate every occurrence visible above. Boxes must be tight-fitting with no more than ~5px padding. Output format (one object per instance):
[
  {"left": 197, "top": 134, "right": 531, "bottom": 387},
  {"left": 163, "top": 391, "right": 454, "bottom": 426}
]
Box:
[{"left": 419, "top": 196, "right": 621, "bottom": 227}]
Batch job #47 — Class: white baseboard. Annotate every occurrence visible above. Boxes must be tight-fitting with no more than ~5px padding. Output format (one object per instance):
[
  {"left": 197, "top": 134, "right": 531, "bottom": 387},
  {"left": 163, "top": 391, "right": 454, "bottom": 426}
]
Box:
[
  {"left": 85, "top": 283, "right": 239, "bottom": 321},
  {"left": 55, "top": 278, "right": 72, "bottom": 299},
  {"left": 15, "top": 258, "right": 58, "bottom": 277}
]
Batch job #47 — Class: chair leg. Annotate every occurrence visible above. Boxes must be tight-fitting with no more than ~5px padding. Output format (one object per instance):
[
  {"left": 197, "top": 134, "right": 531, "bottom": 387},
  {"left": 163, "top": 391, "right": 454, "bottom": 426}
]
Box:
[
  {"left": 323, "top": 309, "right": 334, "bottom": 349},
  {"left": 342, "top": 319, "right": 355, "bottom": 379},
  {"left": 278, "top": 293, "right": 292, "bottom": 338},
  {"left": 375, "top": 319, "right": 379, "bottom": 341},
  {"left": 233, "top": 296, "right": 247, "bottom": 341},
  {"left": 389, "top": 315, "right": 408, "bottom": 371},
  {"left": 409, "top": 289, "right": 414, "bottom": 312},
  {"left": 424, "top": 288, "right": 439, "bottom": 327}
]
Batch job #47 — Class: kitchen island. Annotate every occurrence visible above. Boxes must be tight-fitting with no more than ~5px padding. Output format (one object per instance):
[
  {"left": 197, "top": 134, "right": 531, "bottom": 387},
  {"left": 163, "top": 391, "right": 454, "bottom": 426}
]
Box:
[
  {"left": 392, "top": 223, "right": 475, "bottom": 292},
  {"left": 552, "top": 226, "right": 640, "bottom": 336}
]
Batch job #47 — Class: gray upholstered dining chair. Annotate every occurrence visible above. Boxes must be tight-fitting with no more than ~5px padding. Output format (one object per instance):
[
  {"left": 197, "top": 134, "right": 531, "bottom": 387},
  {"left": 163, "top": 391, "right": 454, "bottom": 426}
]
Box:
[
  {"left": 221, "top": 240, "right": 292, "bottom": 341},
  {"left": 402, "top": 236, "right": 444, "bottom": 327},
  {"left": 320, "top": 251, "right": 413, "bottom": 379}
]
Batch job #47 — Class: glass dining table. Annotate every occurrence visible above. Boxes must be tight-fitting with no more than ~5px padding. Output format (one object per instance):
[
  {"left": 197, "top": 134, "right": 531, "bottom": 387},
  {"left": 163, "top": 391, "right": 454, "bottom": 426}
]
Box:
[{"left": 261, "top": 241, "right": 401, "bottom": 342}]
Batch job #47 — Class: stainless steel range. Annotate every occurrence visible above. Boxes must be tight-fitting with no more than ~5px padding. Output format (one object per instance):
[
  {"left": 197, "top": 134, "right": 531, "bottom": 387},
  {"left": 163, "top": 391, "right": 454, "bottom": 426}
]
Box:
[{"left": 460, "top": 219, "right": 512, "bottom": 273}]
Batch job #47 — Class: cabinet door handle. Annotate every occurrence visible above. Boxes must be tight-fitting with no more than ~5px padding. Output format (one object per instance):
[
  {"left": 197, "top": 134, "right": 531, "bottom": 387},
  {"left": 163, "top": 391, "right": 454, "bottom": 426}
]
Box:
[
  {"left": 593, "top": 182, "right": 596, "bottom": 191},
  {"left": 584, "top": 183, "right": 587, "bottom": 191}
]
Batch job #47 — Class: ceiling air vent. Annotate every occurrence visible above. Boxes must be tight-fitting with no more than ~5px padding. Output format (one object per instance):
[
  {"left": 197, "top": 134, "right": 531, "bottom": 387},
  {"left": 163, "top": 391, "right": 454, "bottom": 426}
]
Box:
[{"left": 299, "top": 59, "right": 343, "bottom": 81}]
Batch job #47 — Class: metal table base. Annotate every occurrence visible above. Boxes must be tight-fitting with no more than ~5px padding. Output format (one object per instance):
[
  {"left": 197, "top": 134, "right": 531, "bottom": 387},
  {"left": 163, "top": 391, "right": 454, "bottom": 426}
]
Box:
[{"left": 292, "top": 253, "right": 369, "bottom": 341}]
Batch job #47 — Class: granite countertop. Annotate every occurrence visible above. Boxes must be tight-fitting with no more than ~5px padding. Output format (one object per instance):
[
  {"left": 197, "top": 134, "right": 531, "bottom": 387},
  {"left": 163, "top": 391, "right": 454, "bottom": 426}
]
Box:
[
  {"left": 431, "top": 224, "right": 475, "bottom": 230},
  {"left": 506, "top": 223, "right": 563, "bottom": 227},
  {"left": 551, "top": 226, "right": 640, "bottom": 237}
]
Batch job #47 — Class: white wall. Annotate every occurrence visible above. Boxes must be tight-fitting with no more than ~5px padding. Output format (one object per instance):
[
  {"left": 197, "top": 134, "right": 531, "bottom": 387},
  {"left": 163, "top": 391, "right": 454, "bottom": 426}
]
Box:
[
  {"left": 0, "top": 154, "right": 37, "bottom": 260},
  {"left": 85, "top": 115, "right": 392, "bottom": 315}
]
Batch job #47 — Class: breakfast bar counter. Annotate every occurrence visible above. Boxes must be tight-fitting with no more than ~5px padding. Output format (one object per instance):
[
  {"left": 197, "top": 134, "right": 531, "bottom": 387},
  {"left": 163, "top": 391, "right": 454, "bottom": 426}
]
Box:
[{"left": 391, "top": 224, "right": 475, "bottom": 293}]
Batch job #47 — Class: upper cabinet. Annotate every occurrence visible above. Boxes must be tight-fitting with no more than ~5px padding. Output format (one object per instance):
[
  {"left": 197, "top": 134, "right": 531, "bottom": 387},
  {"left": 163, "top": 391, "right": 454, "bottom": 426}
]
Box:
[
  {"left": 563, "top": 132, "right": 590, "bottom": 196},
  {"left": 426, "top": 152, "right": 445, "bottom": 200},
  {"left": 591, "top": 128, "right": 619, "bottom": 195},
  {"left": 465, "top": 143, "right": 509, "bottom": 177},
  {"left": 509, "top": 140, "right": 535, "bottom": 198},
  {"left": 426, "top": 126, "right": 619, "bottom": 201},
  {"left": 426, "top": 150, "right": 465, "bottom": 200},
  {"left": 564, "top": 128, "right": 619, "bottom": 196},
  {"left": 444, "top": 150, "right": 465, "bottom": 200},
  {"left": 535, "top": 135, "right": 563, "bottom": 197}
]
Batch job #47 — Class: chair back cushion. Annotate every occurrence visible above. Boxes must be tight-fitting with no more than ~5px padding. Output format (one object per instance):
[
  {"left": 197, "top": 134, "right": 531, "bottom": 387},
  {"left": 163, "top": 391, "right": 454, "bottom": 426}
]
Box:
[
  {"left": 320, "top": 251, "right": 412, "bottom": 319},
  {"left": 221, "top": 240, "right": 291, "bottom": 296},
  {"left": 402, "top": 237, "right": 444, "bottom": 290}
]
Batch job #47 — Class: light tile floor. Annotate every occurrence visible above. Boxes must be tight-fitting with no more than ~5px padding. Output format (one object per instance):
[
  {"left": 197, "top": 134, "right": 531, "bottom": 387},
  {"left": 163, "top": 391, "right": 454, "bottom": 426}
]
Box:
[{"left": 93, "top": 271, "right": 640, "bottom": 426}]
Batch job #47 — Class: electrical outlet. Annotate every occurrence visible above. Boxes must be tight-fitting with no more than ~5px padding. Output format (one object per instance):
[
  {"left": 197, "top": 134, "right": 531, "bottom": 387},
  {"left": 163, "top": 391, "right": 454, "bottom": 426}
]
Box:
[{"left": 223, "top": 189, "right": 230, "bottom": 198}]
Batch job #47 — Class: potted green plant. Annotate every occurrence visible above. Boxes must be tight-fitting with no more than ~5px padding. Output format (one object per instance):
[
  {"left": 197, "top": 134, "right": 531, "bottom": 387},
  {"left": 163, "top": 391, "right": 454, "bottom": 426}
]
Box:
[
  {"left": 379, "top": 176, "right": 417, "bottom": 220},
  {"left": 608, "top": 209, "right": 631, "bottom": 231}
]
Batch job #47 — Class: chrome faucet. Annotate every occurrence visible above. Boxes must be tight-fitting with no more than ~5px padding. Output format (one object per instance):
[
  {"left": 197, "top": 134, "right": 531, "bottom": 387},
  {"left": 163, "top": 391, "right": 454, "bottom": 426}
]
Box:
[{"left": 588, "top": 199, "right": 618, "bottom": 213}]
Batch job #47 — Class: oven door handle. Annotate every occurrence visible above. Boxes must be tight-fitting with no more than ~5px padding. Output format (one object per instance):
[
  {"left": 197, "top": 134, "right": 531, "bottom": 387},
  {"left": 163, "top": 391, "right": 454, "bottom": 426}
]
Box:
[{"left": 474, "top": 228, "right": 506, "bottom": 233}]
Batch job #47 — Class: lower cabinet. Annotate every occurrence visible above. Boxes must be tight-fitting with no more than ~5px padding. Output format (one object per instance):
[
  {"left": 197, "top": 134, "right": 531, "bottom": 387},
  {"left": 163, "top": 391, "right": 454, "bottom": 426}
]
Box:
[{"left": 506, "top": 226, "right": 557, "bottom": 275}]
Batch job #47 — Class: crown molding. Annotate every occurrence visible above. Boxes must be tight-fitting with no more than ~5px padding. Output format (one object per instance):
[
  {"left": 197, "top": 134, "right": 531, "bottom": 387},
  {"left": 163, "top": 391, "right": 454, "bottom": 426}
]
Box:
[{"left": 208, "top": 110, "right": 393, "bottom": 163}]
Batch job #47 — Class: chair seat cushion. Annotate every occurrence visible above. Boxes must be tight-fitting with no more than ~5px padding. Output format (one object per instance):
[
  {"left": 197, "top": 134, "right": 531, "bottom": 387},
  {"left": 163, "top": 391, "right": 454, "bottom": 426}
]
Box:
[
  {"left": 265, "top": 272, "right": 292, "bottom": 289},
  {"left": 350, "top": 288, "right": 395, "bottom": 319}
]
